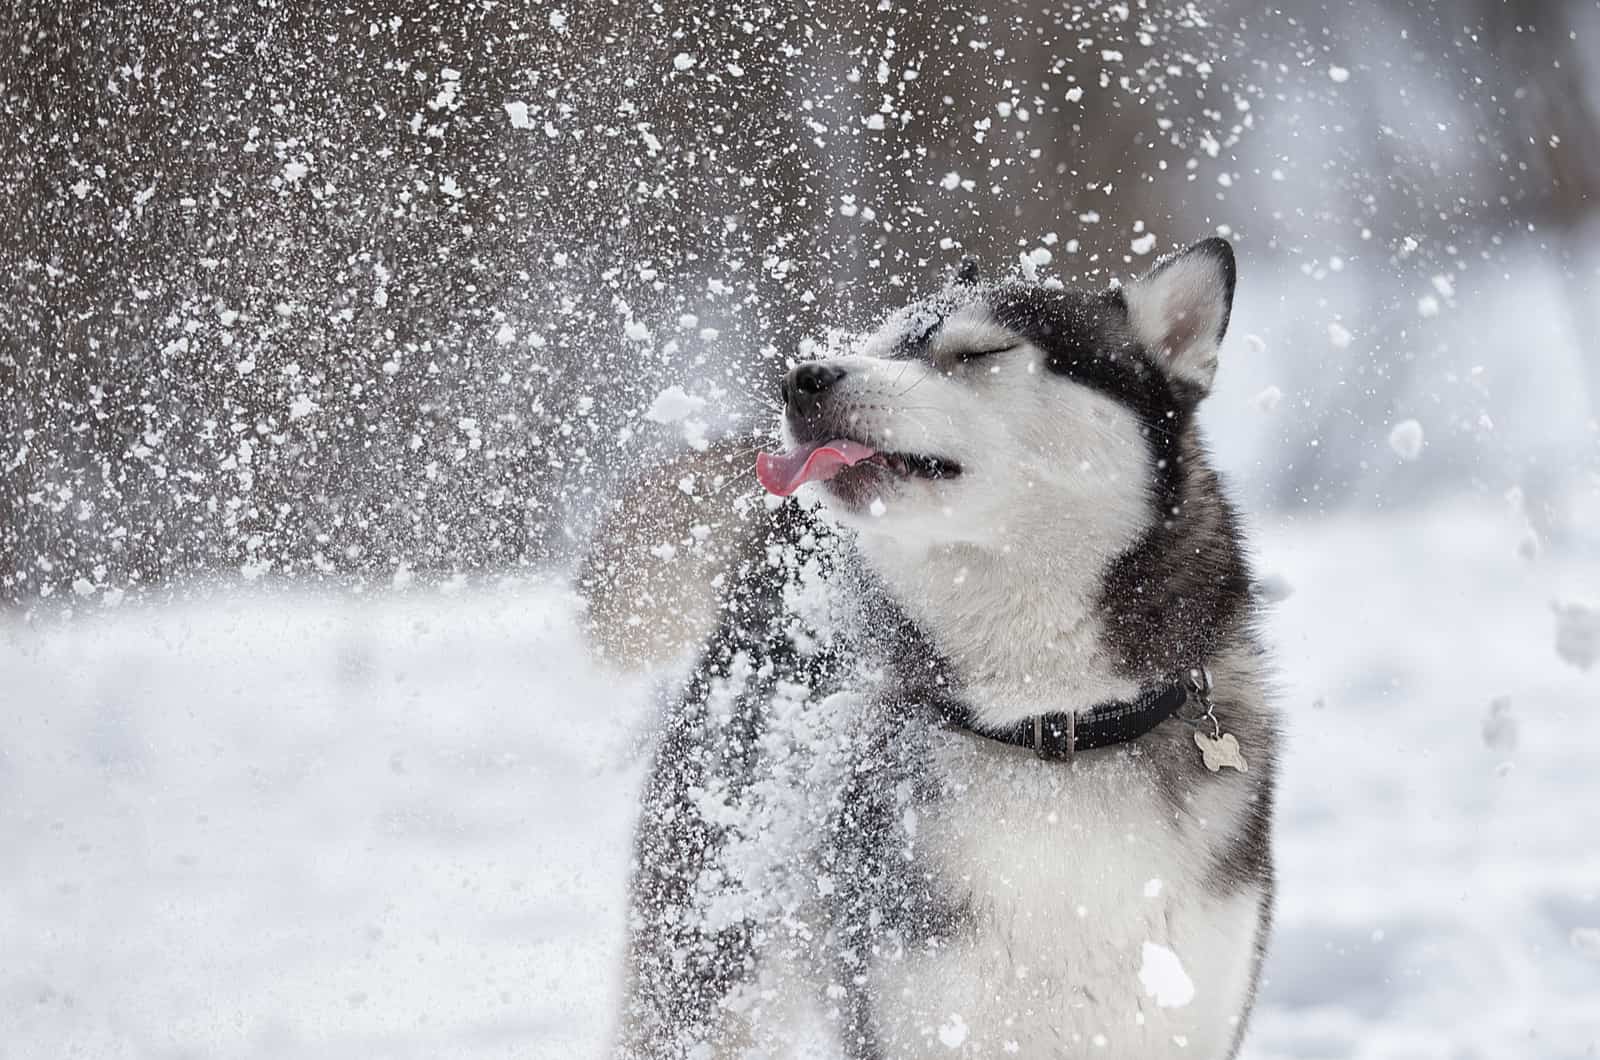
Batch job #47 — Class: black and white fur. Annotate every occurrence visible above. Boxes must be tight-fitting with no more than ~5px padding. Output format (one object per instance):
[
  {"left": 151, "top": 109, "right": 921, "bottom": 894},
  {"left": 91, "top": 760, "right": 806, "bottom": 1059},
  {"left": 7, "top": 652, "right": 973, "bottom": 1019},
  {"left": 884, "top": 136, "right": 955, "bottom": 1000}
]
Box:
[{"left": 615, "top": 239, "right": 1277, "bottom": 1059}]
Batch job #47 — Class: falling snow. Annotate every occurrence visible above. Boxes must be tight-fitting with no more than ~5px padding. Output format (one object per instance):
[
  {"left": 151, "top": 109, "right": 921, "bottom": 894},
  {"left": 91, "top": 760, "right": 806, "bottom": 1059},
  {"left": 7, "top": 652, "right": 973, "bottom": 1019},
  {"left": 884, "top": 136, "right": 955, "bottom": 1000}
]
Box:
[
  {"left": 937, "top": 1013, "right": 970, "bottom": 1049},
  {"left": 4, "top": 3, "right": 1599, "bottom": 1058},
  {"left": 1552, "top": 601, "right": 1599, "bottom": 672},
  {"left": 1388, "top": 419, "right": 1425, "bottom": 461},
  {"left": 643, "top": 385, "right": 706, "bottom": 425},
  {"left": 503, "top": 101, "right": 532, "bottom": 129}
]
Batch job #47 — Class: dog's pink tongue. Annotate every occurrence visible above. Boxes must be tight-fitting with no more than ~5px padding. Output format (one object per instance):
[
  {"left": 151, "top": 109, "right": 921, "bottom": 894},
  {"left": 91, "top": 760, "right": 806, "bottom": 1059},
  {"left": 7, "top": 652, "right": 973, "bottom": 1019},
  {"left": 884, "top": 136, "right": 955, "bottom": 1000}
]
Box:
[{"left": 756, "top": 440, "right": 878, "bottom": 497}]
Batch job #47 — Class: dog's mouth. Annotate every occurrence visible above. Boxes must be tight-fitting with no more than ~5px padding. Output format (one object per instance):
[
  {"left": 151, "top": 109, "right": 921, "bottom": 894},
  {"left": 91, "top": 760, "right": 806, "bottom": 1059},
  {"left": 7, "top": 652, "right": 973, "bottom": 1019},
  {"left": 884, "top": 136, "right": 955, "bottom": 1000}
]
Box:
[{"left": 755, "top": 439, "right": 962, "bottom": 497}]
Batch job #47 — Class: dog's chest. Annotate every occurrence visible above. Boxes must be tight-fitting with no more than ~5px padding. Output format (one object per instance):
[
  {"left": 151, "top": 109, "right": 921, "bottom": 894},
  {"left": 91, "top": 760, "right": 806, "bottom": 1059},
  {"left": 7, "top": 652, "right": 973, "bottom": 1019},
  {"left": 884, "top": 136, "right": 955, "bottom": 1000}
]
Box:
[
  {"left": 863, "top": 545, "right": 1143, "bottom": 729},
  {"left": 864, "top": 733, "right": 1264, "bottom": 1059}
]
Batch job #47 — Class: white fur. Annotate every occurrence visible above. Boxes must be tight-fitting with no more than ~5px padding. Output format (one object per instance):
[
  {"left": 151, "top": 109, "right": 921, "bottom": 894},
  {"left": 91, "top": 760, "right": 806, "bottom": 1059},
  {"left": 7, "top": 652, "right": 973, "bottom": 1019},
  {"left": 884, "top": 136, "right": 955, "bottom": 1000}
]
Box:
[
  {"left": 859, "top": 526, "right": 1143, "bottom": 729},
  {"left": 869, "top": 731, "right": 1267, "bottom": 1058},
  {"left": 783, "top": 296, "right": 1263, "bottom": 1057},
  {"left": 790, "top": 319, "right": 1155, "bottom": 726}
]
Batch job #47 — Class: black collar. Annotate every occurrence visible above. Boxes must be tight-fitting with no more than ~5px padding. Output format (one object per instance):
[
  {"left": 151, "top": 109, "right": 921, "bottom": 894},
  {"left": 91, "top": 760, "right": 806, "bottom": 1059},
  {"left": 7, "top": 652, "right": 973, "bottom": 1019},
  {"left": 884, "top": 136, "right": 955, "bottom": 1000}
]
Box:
[
  {"left": 854, "top": 566, "right": 1207, "bottom": 762},
  {"left": 940, "top": 682, "right": 1192, "bottom": 760}
]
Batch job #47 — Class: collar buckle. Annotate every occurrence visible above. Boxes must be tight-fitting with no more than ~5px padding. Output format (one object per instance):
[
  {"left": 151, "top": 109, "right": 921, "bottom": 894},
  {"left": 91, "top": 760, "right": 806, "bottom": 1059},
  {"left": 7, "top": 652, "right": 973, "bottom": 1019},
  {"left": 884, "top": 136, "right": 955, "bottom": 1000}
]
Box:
[{"left": 1031, "top": 711, "right": 1076, "bottom": 759}]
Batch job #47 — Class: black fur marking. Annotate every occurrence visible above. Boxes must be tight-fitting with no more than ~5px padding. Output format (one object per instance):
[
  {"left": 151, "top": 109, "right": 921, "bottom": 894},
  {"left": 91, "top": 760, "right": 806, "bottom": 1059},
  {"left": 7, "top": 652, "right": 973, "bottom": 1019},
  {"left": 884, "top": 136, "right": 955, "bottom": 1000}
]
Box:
[
  {"left": 822, "top": 717, "right": 971, "bottom": 1060},
  {"left": 983, "top": 270, "right": 1271, "bottom": 920},
  {"left": 622, "top": 519, "right": 973, "bottom": 1060},
  {"left": 990, "top": 285, "right": 1190, "bottom": 510},
  {"left": 1098, "top": 434, "right": 1255, "bottom": 679},
  {"left": 817, "top": 565, "right": 978, "bottom": 1060},
  {"left": 986, "top": 282, "right": 1252, "bottom": 679},
  {"left": 619, "top": 502, "right": 848, "bottom": 1058}
]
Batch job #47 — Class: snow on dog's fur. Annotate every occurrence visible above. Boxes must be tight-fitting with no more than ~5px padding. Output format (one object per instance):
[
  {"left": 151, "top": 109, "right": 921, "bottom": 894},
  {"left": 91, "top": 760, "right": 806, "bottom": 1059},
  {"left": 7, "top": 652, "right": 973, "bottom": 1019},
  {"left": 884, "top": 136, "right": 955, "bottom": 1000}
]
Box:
[{"left": 600, "top": 239, "right": 1279, "bottom": 1059}]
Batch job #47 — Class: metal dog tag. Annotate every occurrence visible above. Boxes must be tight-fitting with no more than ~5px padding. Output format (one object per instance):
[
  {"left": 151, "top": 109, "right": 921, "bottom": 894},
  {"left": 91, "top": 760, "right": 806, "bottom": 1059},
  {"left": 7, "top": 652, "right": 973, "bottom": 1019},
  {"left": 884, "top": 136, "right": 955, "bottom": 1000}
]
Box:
[{"left": 1195, "top": 731, "right": 1248, "bottom": 773}]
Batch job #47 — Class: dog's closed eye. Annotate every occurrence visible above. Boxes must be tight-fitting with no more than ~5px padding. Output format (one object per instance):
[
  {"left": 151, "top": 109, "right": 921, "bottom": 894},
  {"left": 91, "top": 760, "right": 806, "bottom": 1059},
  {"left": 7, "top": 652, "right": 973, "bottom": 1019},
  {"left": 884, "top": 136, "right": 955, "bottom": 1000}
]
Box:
[
  {"left": 929, "top": 307, "right": 1021, "bottom": 368},
  {"left": 955, "top": 343, "right": 1021, "bottom": 364}
]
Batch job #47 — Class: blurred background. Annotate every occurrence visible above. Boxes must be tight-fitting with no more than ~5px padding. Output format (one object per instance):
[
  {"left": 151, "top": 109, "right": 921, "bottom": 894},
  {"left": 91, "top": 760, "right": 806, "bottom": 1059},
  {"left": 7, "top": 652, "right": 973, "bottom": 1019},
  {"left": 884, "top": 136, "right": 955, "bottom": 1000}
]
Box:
[
  {"left": 5, "top": 0, "right": 1598, "bottom": 596},
  {"left": 2, "top": 1, "right": 1597, "bottom": 1057}
]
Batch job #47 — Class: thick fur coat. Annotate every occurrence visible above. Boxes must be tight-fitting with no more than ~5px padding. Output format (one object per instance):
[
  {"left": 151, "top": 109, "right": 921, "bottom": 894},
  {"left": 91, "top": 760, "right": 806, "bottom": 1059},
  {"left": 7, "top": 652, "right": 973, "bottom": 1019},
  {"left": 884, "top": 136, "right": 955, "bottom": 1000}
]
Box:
[{"left": 604, "top": 239, "right": 1278, "bottom": 1059}]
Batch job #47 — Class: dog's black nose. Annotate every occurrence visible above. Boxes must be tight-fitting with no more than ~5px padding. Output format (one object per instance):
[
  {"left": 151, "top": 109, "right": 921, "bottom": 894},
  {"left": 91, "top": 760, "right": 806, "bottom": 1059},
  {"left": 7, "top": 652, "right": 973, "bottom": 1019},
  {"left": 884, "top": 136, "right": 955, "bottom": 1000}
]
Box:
[{"left": 782, "top": 363, "right": 846, "bottom": 412}]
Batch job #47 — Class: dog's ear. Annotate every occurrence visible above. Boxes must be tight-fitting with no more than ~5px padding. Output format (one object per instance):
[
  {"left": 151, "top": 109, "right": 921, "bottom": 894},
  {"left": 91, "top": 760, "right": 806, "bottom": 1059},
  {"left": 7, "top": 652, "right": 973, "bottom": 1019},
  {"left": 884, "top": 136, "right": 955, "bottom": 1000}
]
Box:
[{"left": 1122, "top": 237, "right": 1235, "bottom": 393}]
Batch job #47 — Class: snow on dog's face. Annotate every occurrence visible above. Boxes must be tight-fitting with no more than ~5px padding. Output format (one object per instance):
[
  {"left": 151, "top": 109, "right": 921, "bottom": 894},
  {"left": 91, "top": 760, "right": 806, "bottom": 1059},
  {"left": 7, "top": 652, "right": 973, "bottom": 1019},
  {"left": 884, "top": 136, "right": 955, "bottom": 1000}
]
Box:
[{"left": 757, "top": 239, "right": 1236, "bottom": 550}]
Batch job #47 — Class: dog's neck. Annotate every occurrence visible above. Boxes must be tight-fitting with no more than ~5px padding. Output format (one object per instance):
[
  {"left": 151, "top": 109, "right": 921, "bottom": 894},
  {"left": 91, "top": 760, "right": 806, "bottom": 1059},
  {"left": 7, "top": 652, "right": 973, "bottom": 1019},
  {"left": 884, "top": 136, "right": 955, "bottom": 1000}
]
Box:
[{"left": 855, "top": 521, "right": 1141, "bottom": 730}]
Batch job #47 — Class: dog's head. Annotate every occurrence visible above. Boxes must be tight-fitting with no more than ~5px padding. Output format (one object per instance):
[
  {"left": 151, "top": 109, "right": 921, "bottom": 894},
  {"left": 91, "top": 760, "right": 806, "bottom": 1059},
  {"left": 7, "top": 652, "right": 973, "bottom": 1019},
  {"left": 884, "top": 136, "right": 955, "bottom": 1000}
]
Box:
[{"left": 757, "top": 238, "right": 1236, "bottom": 551}]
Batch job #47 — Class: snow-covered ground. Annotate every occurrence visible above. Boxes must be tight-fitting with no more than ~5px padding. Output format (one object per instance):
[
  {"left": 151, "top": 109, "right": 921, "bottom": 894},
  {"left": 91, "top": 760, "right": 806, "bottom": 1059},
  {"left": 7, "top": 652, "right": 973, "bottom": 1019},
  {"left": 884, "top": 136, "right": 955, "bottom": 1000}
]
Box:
[{"left": 3, "top": 499, "right": 1597, "bottom": 1059}]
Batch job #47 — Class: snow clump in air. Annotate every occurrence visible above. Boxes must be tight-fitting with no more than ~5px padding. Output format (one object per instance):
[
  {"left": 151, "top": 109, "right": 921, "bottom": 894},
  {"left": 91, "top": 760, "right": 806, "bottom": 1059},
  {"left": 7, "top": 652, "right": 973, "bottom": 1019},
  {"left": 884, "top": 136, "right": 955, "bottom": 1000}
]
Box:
[
  {"left": 1018, "top": 246, "right": 1052, "bottom": 280},
  {"left": 1388, "top": 419, "right": 1424, "bottom": 461},
  {"left": 643, "top": 385, "right": 705, "bottom": 425},
  {"left": 503, "top": 101, "right": 532, "bottom": 129},
  {"left": 1552, "top": 601, "right": 1599, "bottom": 671},
  {"left": 1256, "top": 573, "right": 1294, "bottom": 604},
  {"left": 937, "top": 1013, "right": 969, "bottom": 1048},
  {"left": 1481, "top": 697, "right": 1517, "bottom": 753}
]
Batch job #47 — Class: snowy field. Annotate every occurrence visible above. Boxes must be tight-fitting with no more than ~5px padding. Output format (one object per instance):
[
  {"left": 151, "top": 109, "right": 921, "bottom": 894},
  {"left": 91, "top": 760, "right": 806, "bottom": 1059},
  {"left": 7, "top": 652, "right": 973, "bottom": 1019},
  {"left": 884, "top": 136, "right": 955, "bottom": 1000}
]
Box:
[{"left": 3, "top": 499, "right": 1598, "bottom": 1059}]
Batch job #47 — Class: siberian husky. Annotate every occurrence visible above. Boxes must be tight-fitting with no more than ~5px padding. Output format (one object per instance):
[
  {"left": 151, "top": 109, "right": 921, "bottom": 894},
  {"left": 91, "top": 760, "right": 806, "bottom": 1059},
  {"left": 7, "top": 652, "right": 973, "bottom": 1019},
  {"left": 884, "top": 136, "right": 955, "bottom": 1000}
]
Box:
[{"left": 596, "top": 238, "right": 1278, "bottom": 1059}]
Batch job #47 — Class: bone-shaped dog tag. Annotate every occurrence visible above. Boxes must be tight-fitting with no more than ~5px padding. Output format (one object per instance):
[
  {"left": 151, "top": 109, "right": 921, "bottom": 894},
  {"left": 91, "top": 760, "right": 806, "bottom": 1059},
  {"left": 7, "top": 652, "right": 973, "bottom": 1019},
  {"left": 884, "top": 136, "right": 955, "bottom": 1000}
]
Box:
[{"left": 1195, "top": 731, "right": 1248, "bottom": 773}]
